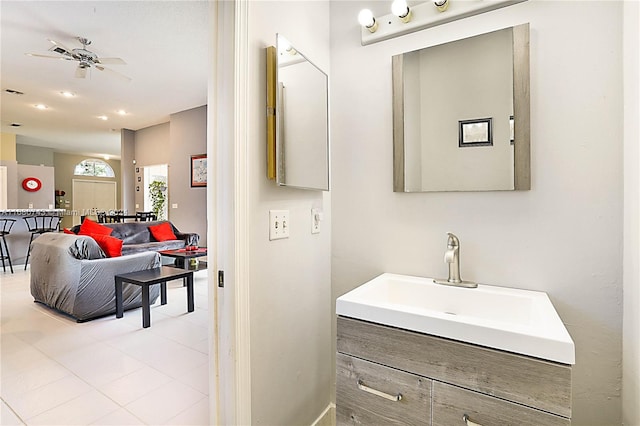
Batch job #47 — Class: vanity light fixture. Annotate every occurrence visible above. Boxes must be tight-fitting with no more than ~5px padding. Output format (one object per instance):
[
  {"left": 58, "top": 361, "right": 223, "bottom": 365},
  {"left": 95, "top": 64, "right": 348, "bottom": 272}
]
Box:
[
  {"left": 360, "top": 0, "right": 528, "bottom": 45},
  {"left": 358, "top": 9, "right": 378, "bottom": 33},
  {"left": 391, "top": 0, "right": 412, "bottom": 23}
]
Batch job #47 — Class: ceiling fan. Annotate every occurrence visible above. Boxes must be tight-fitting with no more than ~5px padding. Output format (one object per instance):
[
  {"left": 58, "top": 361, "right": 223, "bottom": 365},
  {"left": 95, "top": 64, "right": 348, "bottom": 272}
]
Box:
[{"left": 26, "top": 37, "right": 130, "bottom": 81}]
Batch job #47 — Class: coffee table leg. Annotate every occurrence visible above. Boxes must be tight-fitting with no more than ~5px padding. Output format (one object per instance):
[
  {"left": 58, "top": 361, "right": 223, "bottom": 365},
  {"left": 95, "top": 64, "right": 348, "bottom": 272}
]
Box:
[
  {"left": 187, "top": 273, "right": 194, "bottom": 313},
  {"left": 115, "top": 278, "right": 124, "bottom": 318},
  {"left": 161, "top": 281, "right": 167, "bottom": 305},
  {"left": 142, "top": 285, "right": 150, "bottom": 328}
]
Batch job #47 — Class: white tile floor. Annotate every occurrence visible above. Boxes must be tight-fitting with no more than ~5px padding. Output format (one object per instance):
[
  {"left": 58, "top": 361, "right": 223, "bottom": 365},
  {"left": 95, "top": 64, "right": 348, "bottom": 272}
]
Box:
[{"left": 0, "top": 267, "right": 210, "bottom": 425}]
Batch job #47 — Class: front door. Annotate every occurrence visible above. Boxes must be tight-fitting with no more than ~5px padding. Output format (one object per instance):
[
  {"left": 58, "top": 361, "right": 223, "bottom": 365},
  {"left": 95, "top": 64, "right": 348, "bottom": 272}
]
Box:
[{"left": 72, "top": 179, "right": 117, "bottom": 225}]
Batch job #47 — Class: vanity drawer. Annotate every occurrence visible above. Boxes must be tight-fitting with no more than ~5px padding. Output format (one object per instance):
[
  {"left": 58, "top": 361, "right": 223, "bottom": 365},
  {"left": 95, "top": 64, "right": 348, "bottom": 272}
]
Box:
[
  {"left": 432, "top": 381, "right": 570, "bottom": 426},
  {"left": 337, "top": 316, "right": 571, "bottom": 418},
  {"left": 336, "top": 353, "right": 431, "bottom": 426}
]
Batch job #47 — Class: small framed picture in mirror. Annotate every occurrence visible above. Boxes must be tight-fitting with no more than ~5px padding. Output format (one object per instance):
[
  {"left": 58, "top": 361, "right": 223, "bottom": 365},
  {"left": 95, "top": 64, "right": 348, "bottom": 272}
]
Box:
[
  {"left": 459, "top": 118, "right": 493, "bottom": 147},
  {"left": 510, "top": 115, "right": 515, "bottom": 145}
]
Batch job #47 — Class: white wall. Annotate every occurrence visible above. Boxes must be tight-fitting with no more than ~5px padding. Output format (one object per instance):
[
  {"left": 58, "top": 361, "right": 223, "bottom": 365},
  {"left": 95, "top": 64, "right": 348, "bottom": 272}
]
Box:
[
  {"left": 622, "top": 0, "right": 640, "bottom": 424},
  {"left": 247, "top": 2, "right": 332, "bottom": 424},
  {"left": 331, "top": 1, "right": 622, "bottom": 424}
]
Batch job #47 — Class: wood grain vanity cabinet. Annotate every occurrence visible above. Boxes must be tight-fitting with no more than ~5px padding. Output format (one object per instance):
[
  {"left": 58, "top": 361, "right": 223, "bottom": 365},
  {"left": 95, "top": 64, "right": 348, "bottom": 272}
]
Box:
[{"left": 336, "top": 316, "right": 572, "bottom": 426}]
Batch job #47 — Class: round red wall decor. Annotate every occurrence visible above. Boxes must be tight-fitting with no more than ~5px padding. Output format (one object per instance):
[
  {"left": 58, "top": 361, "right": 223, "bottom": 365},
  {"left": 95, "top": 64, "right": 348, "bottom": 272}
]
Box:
[{"left": 22, "top": 177, "right": 42, "bottom": 192}]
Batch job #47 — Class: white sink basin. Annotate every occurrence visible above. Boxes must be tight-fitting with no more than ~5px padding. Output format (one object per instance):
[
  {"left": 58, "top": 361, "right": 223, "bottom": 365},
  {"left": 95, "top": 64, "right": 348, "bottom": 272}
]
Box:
[{"left": 336, "top": 273, "right": 575, "bottom": 364}]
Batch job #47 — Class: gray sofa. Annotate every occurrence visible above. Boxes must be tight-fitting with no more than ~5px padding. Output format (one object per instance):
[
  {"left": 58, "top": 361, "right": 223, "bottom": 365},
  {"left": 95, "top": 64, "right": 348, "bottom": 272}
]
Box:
[
  {"left": 69, "top": 220, "right": 199, "bottom": 255},
  {"left": 30, "top": 233, "right": 162, "bottom": 321}
]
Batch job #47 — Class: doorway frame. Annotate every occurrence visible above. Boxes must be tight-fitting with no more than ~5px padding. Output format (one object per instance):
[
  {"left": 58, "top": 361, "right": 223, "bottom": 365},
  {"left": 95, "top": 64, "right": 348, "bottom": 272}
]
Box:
[{"left": 209, "top": 0, "right": 252, "bottom": 424}]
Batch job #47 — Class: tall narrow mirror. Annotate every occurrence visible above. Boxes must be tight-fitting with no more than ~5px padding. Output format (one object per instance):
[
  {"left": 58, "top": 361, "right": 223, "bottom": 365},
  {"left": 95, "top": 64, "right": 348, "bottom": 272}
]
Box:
[
  {"left": 393, "top": 24, "right": 530, "bottom": 192},
  {"left": 267, "top": 34, "right": 330, "bottom": 191}
]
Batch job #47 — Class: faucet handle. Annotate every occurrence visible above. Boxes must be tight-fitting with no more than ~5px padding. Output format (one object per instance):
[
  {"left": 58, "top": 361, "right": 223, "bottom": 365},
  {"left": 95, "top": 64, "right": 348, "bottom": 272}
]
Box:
[{"left": 444, "top": 250, "right": 455, "bottom": 264}]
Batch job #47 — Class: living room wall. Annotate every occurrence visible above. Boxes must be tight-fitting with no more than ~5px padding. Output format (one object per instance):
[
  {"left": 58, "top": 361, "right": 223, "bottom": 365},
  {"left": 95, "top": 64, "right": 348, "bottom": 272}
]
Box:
[
  {"left": 53, "top": 152, "right": 121, "bottom": 228},
  {"left": 132, "top": 105, "right": 207, "bottom": 246}
]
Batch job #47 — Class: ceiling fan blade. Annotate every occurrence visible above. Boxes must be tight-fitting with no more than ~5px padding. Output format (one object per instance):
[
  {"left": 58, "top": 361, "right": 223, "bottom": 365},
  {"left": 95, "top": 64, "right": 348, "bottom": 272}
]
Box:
[
  {"left": 94, "top": 65, "right": 131, "bottom": 82},
  {"left": 25, "top": 53, "right": 73, "bottom": 60},
  {"left": 75, "top": 66, "right": 87, "bottom": 79},
  {"left": 96, "top": 57, "right": 126, "bottom": 65},
  {"left": 46, "top": 38, "right": 75, "bottom": 57}
]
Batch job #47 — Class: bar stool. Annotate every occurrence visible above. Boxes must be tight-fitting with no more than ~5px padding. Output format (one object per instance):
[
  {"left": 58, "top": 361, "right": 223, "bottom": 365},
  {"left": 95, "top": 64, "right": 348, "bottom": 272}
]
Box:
[
  {"left": 0, "top": 218, "right": 16, "bottom": 273},
  {"left": 23, "top": 215, "right": 62, "bottom": 270}
]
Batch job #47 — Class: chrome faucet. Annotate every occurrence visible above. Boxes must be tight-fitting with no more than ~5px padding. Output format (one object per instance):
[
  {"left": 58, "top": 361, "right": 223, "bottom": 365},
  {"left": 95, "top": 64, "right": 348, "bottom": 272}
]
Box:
[{"left": 434, "top": 232, "right": 477, "bottom": 288}]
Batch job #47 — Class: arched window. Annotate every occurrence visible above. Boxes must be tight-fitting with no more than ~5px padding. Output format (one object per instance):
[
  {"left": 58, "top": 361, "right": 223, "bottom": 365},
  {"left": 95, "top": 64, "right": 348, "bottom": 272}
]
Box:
[{"left": 74, "top": 159, "right": 115, "bottom": 178}]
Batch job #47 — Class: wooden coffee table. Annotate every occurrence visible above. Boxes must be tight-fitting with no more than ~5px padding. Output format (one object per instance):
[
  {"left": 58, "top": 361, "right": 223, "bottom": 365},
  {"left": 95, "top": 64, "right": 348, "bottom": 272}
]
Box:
[
  {"left": 115, "top": 266, "right": 194, "bottom": 328},
  {"left": 159, "top": 247, "right": 207, "bottom": 270}
]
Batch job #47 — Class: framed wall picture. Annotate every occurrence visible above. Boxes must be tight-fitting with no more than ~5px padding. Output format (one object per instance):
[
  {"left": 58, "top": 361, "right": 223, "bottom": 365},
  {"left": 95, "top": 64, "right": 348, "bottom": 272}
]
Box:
[
  {"left": 459, "top": 118, "right": 493, "bottom": 147},
  {"left": 191, "top": 154, "right": 207, "bottom": 187}
]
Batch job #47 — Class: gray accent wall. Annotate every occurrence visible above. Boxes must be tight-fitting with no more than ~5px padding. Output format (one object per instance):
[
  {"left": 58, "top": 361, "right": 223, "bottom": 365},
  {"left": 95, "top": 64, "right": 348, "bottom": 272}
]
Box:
[
  {"left": 121, "top": 129, "right": 136, "bottom": 216},
  {"left": 16, "top": 143, "right": 54, "bottom": 166},
  {"left": 132, "top": 108, "right": 207, "bottom": 246},
  {"left": 169, "top": 106, "right": 207, "bottom": 247}
]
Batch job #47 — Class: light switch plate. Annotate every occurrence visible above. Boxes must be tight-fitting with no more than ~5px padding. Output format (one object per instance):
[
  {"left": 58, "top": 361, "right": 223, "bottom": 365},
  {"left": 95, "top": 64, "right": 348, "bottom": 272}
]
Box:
[
  {"left": 269, "top": 210, "right": 290, "bottom": 240},
  {"left": 172, "top": 203, "right": 178, "bottom": 209}
]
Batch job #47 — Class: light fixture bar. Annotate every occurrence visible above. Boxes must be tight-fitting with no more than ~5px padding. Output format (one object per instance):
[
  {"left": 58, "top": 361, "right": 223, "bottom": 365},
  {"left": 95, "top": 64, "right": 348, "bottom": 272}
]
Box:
[{"left": 361, "top": 0, "right": 528, "bottom": 45}]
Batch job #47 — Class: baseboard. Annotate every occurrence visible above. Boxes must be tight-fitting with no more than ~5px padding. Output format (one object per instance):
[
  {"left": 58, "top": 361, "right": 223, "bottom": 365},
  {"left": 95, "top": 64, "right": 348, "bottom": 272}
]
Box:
[{"left": 311, "top": 403, "right": 335, "bottom": 426}]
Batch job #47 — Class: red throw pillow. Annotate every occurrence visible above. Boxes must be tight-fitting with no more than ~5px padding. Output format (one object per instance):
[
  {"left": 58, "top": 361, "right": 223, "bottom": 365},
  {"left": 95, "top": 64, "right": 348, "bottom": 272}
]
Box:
[
  {"left": 149, "top": 222, "right": 177, "bottom": 242},
  {"left": 78, "top": 218, "right": 113, "bottom": 236},
  {"left": 63, "top": 228, "right": 76, "bottom": 234},
  {"left": 91, "top": 234, "right": 123, "bottom": 258}
]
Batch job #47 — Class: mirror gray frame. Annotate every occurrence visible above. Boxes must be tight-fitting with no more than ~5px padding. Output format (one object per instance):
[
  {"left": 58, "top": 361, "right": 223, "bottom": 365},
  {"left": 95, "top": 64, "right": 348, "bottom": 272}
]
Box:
[{"left": 392, "top": 23, "right": 530, "bottom": 192}]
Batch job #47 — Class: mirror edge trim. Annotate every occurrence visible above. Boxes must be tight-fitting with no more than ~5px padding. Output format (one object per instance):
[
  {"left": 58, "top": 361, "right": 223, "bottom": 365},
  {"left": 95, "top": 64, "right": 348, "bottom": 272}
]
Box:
[
  {"left": 513, "top": 23, "right": 531, "bottom": 190},
  {"left": 393, "top": 54, "right": 405, "bottom": 192}
]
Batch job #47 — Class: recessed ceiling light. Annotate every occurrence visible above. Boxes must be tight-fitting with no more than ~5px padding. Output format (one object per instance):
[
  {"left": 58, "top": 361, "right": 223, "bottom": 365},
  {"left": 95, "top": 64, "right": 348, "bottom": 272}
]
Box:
[
  {"left": 97, "top": 115, "right": 108, "bottom": 121},
  {"left": 117, "top": 109, "right": 127, "bottom": 115},
  {"left": 60, "top": 91, "right": 75, "bottom": 98},
  {"left": 35, "top": 104, "right": 48, "bottom": 110},
  {"left": 5, "top": 89, "right": 24, "bottom": 95}
]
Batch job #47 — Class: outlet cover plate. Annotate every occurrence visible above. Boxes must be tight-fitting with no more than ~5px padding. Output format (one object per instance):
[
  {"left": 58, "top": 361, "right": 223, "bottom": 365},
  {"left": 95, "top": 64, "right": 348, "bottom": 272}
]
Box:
[
  {"left": 269, "top": 210, "right": 290, "bottom": 240},
  {"left": 311, "top": 208, "right": 321, "bottom": 234}
]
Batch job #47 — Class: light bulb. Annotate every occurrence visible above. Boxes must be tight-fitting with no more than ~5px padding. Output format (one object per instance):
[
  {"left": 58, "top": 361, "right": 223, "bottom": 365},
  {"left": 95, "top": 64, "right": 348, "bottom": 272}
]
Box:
[
  {"left": 391, "top": 0, "right": 411, "bottom": 21},
  {"left": 434, "top": 0, "right": 449, "bottom": 12},
  {"left": 358, "top": 9, "right": 378, "bottom": 32}
]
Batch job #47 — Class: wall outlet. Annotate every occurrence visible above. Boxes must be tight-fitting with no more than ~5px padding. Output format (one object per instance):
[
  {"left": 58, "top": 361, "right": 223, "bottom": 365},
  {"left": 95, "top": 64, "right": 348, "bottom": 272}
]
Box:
[
  {"left": 172, "top": 203, "right": 178, "bottom": 209},
  {"left": 28, "top": 202, "right": 33, "bottom": 209},
  {"left": 269, "top": 210, "right": 290, "bottom": 240},
  {"left": 311, "top": 208, "right": 322, "bottom": 234},
  {"left": 135, "top": 203, "right": 140, "bottom": 209}
]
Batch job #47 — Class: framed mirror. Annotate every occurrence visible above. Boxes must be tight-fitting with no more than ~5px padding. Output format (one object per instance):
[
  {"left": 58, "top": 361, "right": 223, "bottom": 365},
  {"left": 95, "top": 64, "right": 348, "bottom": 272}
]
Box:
[
  {"left": 393, "top": 23, "right": 530, "bottom": 192},
  {"left": 266, "top": 34, "right": 330, "bottom": 191}
]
